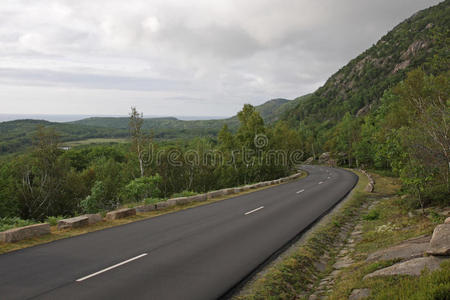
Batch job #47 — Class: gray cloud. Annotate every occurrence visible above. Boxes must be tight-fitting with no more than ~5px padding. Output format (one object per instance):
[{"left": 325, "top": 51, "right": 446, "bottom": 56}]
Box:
[
  {"left": 0, "top": 0, "right": 442, "bottom": 116},
  {"left": 0, "top": 68, "right": 190, "bottom": 91}
]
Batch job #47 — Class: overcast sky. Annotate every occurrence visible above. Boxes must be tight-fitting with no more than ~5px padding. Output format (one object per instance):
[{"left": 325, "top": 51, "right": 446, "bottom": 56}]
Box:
[{"left": 0, "top": 0, "right": 442, "bottom": 118}]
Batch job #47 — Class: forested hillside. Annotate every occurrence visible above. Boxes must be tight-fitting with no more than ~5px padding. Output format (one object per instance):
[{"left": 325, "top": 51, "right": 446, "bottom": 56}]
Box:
[
  {"left": 284, "top": 0, "right": 449, "bottom": 125},
  {"left": 285, "top": 0, "right": 449, "bottom": 209}
]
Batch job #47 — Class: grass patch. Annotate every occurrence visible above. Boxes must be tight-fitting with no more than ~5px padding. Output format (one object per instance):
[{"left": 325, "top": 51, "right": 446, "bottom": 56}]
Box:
[
  {"left": 366, "top": 260, "right": 450, "bottom": 300},
  {"left": 354, "top": 178, "right": 435, "bottom": 255},
  {"left": 363, "top": 210, "right": 380, "bottom": 221}
]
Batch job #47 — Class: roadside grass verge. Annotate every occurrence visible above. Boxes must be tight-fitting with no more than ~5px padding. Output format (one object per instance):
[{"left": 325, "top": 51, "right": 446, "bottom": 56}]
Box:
[
  {"left": 328, "top": 259, "right": 450, "bottom": 300},
  {"left": 234, "top": 169, "right": 369, "bottom": 299},
  {"left": 363, "top": 260, "right": 450, "bottom": 300},
  {"left": 328, "top": 172, "right": 447, "bottom": 300},
  {"left": 0, "top": 172, "right": 306, "bottom": 255},
  {"left": 354, "top": 174, "right": 437, "bottom": 256}
]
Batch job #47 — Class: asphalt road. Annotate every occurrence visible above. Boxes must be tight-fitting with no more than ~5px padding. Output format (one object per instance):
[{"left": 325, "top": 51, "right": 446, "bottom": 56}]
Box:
[{"left": 0, "top": 165, "right": 357, "bottom": 300}]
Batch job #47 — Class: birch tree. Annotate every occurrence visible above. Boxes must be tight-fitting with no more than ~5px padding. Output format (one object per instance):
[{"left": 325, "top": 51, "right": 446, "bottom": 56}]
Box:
[{"left": 129, "top": 107, "right": 151, "bottom": 177}]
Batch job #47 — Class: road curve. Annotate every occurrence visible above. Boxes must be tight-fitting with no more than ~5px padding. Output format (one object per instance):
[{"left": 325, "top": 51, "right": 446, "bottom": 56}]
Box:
[{"left": 0, "top": 165, "right": 357, "bottom": 300}]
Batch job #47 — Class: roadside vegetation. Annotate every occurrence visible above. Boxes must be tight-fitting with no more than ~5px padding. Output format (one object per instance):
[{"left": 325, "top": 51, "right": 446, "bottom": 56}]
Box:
[
  {"left": 0, "top": 104, "right": 302, "bottom": 227},
  {"left": 236, "top": 171, "right": 449, "bottom": 300},
  {"left": 0, "top": 176, "right": 294, "bottom": 254},
  {"left": 328, "top": 173, "right": 449, "bottom": 300}
]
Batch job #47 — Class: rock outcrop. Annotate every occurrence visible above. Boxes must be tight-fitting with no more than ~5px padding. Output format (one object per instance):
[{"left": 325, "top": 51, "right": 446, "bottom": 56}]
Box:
[
  {"left": 359, "top": 169, "right": 375, "bottom": 193},
  {"left": 366, "top": 235, "right": 431, "bottom": 262},
  {"left": 427, "top": 224, "right": 450, "bottom": 256},
  {"left": 318, "top": 152, "right": 331, "bottom": 164},
  {"left": 349, "top": 288, "right": 371, "bottom": 300},
  {"left": 364, "top": 256, "right": 445, "bottom": 278},
  {"left": 365, "top": 220, "right": 450, "bottom": 279},
  {"left": 304, "top": 156, "right": 314, "bottom": 164}
]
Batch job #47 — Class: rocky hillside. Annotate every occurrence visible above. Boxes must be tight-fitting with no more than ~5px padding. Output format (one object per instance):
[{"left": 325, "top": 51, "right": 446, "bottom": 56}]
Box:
[{"left": 284, "top": 0, "right": 449, "bottom": 125}]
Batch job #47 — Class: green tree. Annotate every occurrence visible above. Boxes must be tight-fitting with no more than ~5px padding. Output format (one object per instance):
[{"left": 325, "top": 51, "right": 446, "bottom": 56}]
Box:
[
  {"left": 0, "top": 161, "right": 19, "bottom": 217},
  {"left": 129, "top": 107, "right": 152, "bottom": 177},
  {"left": 395, "top": 69, "right": 449, "bottom": 192},
  {"left": 80, "top": 181, "right": 107, "bottom": 213},
  {"left": 237, "top": 104, "right": 265, "bottom": 150},
  {"left": 401, "top": 162, "right": 434, "bottom": 213},
  {"left": 122, "top": 175, "right": 162, "bottom": 203},
  {"left": 16, "top": 127, "right": 77, "bottom": 220},
  {"left": 329, "top": 113, "right": 360, "bottom": 167}
]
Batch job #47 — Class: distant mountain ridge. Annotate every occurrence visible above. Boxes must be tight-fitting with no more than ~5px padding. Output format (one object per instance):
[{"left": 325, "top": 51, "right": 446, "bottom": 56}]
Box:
[
  {"left": 0, "top": 96, "right": 310, "bottom": 155},
  {"left": 69, "top": 97, "right": 302, "bottom": 130}
]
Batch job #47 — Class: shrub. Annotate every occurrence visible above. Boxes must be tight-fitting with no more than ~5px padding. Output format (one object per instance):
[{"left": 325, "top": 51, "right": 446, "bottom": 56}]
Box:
[
  {"left": 0, "top": 217, "right": 36, "bottom": 232},
  {"left": 422, "top": 184, "right": 450, "bottom": 206},
  {"left": 80, "top": 181, "right": 115, "bottom": 213},
  {"left": 144, "top": 198, "right": 163, "bottom": 205},
  {"left": 45, "top": 216, "right": 65, "bottom": 226},
  {"left": 363, "top": 209, "right": 380, "bottom": 220},
  {"left": 122, "top": 175, "right": 162, "bottom": 203},
  {"left": 171, "top": 190, "right": 197, "bottom": 198}
]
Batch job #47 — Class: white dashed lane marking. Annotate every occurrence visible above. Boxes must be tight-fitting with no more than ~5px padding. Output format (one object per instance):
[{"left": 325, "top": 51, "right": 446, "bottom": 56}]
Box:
[
  {"left": 76, "top": 253, "right": 148, "bottom": 282},
  {"left": 244, "top": 206, "right": 264, "bottom": 215}
]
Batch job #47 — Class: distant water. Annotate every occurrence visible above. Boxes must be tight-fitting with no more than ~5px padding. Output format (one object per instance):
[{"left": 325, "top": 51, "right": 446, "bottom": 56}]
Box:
[{"left": 0, "top": 114, "right": 228, "bottom": 123}]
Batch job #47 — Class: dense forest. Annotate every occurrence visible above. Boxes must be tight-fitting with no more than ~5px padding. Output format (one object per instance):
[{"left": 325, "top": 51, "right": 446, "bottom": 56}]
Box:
[
  {"left": 0, "top": 105, "right": 301, "bottom": 222},
  {"left": 0, "top": 1, "right": 448, "bottom": 228}
]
